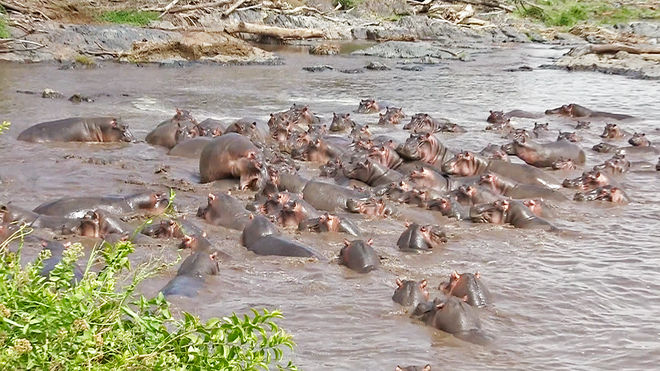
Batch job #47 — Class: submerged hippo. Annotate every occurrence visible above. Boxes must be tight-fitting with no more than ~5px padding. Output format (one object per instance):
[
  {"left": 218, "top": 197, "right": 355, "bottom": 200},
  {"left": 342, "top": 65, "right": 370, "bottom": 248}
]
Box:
[
  {"left": 502, "top": 136, "right": 586, "bottom": 168},
  {"left": 240, "top": 215, "right": 324, "bottom": 259},
  {"left": 343, "top": 158, "right": 403, "bottom": 187},
  {"left": 425, "top": 196, "right": 469, "bottom": 220},
  {"left": 0, "top": 203, "right": 80, "bottom": 231},
  {"left": 441, "top": 151, "right": 563, "bottom": 190},
  {"left": 338, "top": 238, "right": 379, "bottom": 274},
  {"left": 396, "top": 366, "right": 431, "bottom": 371},
  {"left": 470, "top": 199, "right": 557, "bottom": 231},
  {"left": 411, "top": 296, "right": 486, "bottom": 344},
  {"left": 298, "top": 213, "right": 360, "bottom": 236},
  {"left": 396, "top": 133, "right": 454, "bottom": 168},
  {"left": 479, "top": 172, "right": 568, "bottom": 201},
  {"left": 66, "top": 210, "right": 132, "bottom": 239},
  {"left": 33, "top": 192, "right": 169, "bottom": 219},
  {"left": 600, "top": 123, "right": 631, "bottom": 139},
  {"left": 196, "top": 192, "right": 252, "bottom": 230},
  {"left": 355, "top": 99, "right": 381, "bottom": 114},
  {"left": 392, "top": 278, "right": 429, "bottom": 307},
  {"left": 146, "top": 109, "right": 201, "bottom": 149},
  {"left": 545, "top": 103, "right": 635, "bottom": 120},
  {"left": 487, "top": 109, "right": 542, "bottom": 123},
  {"left": 396, "top": 222, "right": 447, "bottom": 251},
  {"left": 18, "top": 117, "right": 134, "bottom": 143},
  {"left": 199, "top": 133, "right": 267, "bottom": 190},
  {"left": 168, "top": 137, "right": 213, "bottom": 159},
  {"left": 574, "top": 185, "right": 629, "bottom": 203},
  {"left": 438, "top": 271, "right": 491, "bottom": 308},
  {"left": 329, "top": 113, "right": 356, "bottom": 132},
  {"left": 160, "top": 250, "right": 222, "bottom": 298}
]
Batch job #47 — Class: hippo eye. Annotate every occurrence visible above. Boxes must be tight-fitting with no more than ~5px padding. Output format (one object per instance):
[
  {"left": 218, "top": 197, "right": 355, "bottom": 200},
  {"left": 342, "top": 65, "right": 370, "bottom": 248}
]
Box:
[{"left": 420, "top": 226, "right": 428, "bottom": 232}]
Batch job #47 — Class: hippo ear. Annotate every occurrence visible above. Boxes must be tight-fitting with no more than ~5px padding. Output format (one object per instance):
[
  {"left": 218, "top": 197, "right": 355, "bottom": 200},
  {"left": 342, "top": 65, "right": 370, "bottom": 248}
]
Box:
[
  {"left": 343, "top": 239, "right": 350, "bottom": 246},
  {"left": 396, "top": 278, "right": 403, "bottom": 287},
  {"left": 451, "top": 270, "right": 460, "bottom": 280},
  {"left": 420, "top": 279, "right": 427, "bottom": 289},
  {"left": 405, "top": 220, "right": 410, "bottom": 228},
  {"left": 422, "top": 365, "right": 431, "bottom": 371},
  {"left": 364, "top": 125, "right": 369, "bottom": 129},
  {"left": 395, "top": 367, "right": 405, "bottom": 371},
  {"left": 366, "top": 238, "right": 373, "bottom": 245},
  {"left": 475, "top": 271, "right": 481, "bottom": 279},
  {"left": 41, "top": 240, "right": 48, "bottom": 247},
  {"left": 333, "top": 113, "right": 337, "bottom": 118},
  {"left": 435, "top": 301, "right": 445, "bottom": 310},
  {"left": 462, "top": 295, "right": 469, "bottom": 302},
  {"left": 208, "top": 193, "right": 216, "bottom": 202},
  {"left": 248, "top": 213, "right": 255, "bottom": 220}
]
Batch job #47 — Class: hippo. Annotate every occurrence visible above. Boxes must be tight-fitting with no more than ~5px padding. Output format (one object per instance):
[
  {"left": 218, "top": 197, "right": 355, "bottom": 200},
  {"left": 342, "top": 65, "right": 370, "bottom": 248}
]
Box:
[
  {"left": 551, "top": 157, "right": 577, "bottom": 170},
  {"left": 395, "top": 188, "right": 444, "bottom": 207},
  {"left": 199, "top": 133, "right": 267, "bottom": 190},
  {"left": 523, "top": 198, "right": 556, "bottom": 219},
  {"left": 478, "top": 172, "right": 568, "bottom": 201},
  {"left": 592, "top": 142, "right": 660, "bottom": 156},
  {"left": 287, "top": 104, "right": 321, "bottom": 127},
  {"left": 146, "top": 109, "right": 200, "bottom": 149},
  {"left": 600, "top": 123, "right": 631, "bottom": 139},
  {"left": 18, "top": 117, "right": 134, "bottom": 143},
  {"left": 168, "top": 137, "right": 213, "bottom": 159},
  {"left": 160, "top": 250, "right": 222, "bottom": 298},
  {"left": 349, "top": 123, "right": 372, "bottom": 140},
  {"left": 506, "top": 128, "right": 531, "bottom": 142},
  {"left": 329, "top": 113, "right": 355, "bottom": 132},
  {"left": 425, "top": 196, "right": 469, "bottom": 220},
  {"left": 302, "top": 181, "right": 370, "bottom": 212},
  {"left": 557, "top": 131, "right": 581, "bottom": 142},
  {"left": 224, "top": 118, "right": 268, "bottom": 144},
  {"left": 297, "top": 138, "right": 347, "bottom": 163},
  {"left": 407, "top": 166, "right": 476, "bottom": 193},
  {"left": 562, "top": 169, "right": 621, "bottom": 190},
  {"left": 471, "top": 199, "right": 557, "bottom": 230},
  {"left": 270, "top": 170, "right": 309, "bottom": 193},
  {"left": 545, "top": 103, "right": 635, "bottom": 120},
  {"left": 396, "top": 133, "right": 454, "bottom": 168},
  {"left": 33, "top": 192, "right": 169, "bottom": 219},
  {"left": 396, "top": 366, "right": 431, "bottom": 371},
  {"left": 343, "top": 158, "right": 403, "bottom": 187},
  {"left": 0, "top": 204, "right": 79, "bottom": 231},
  {"left": 368, "top": 144, "right": 404, "bottom": 169},
  {"left": 338, "top": 239, "right": 379, "bottom": 273},
  {"left": 438, "top": 271, "right": 491, "bottom": 308},
  {"left": 479, "top": 144, "right": 510, "bottom": 162},
  {"left": 276, "top": 199, "right": 320, "bottom": 228},
  {"left": 355, "top": 99, "right": 381, "bottom": 114},
  {"left": 378, "top": 107, "right": 405, "bottom": 126},
  {"left": 442, "top": 151, "right": 563, "bottom": 189},
  {"left": 593, "top": 154, "right": 631, "bottom": 174},
  {"left": 346, "top": 197, "right": 396, "bottom": 217},
  {"left": 241, "top": 215, "right": 324, "bottom": 259},
  {"left": 396, "top": 222, "right": 447, "bottom": 251},
  {"left": 404, "top": 113, "right": 453, "bottom": 133},
  {"left": 298, "top": 213, "right": 360, "bottom": 236},
  {"left": 574, "top": 185, "right": 629, "bottom": 203},
  {"left": 487, "top": 109, "right": 542, "bottom": 123},
  {"left": 39, "top": 241, "right": 85, "bottom": 283},
  {"left": 178, "top": 234, "right": 233, "bottom": 261},
  {"left": 629, "top": 132, "right": 651, "bottom": 147},
  {"left": 576, "top": 121, "right": 591, "bottom": 129},
  {"left": 66, "top": 210, "right": 133, "bottom": 239},
  {"left": 451, "top": 185, "right": 503, "bottom": 206},
  {"left": 392, "top": 278, "right": 429, "bottom": 307},
  {"left": 502, "top": 136, "right": 586, "bottom": 168},
  {"left": 532, "top": 122, "right": 549, "bottom": 137},
  {"left": 198, "top": 118, "right": 227, "bottom": 137},
  {"left": 141, "top": 218, "right": 201, "bottom": 239},
  {"left": 196, "top": 192, "right": 252, "bottom": 230},
  {"left": 485, "top": 118, "right": 514, "bottom": 134},
  {"left": 411, "top": 296, "right": 486, "bottom": 344}
]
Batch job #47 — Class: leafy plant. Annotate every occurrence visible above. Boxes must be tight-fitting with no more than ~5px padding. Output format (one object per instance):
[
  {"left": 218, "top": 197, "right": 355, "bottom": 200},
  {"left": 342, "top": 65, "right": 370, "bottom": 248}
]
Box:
[
  {"left": 0, "top": 15, "right": 9, "bottom": 39},
  {"left": 512, "top": 0, "right": 660, "bottom": 27},
  {"left": 0, "top": 227, "right": 298, "bottom": 370},
  {"left": 98, "top": 10, "right": 159, "bottom": 27},
  {"left": 0, "top": 121, "right": 10, "bottom": 134}
]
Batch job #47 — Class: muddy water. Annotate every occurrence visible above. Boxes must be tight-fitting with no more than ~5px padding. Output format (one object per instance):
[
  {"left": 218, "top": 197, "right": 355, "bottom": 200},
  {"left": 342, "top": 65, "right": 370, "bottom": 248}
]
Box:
[{"left": 1, "top": 44, "right": 660, "bottom": 371}]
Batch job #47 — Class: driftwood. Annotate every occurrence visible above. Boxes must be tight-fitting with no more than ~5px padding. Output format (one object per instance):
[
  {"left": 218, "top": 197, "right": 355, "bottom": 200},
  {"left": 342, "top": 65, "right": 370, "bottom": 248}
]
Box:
[
  {"left": 590, "top": 44, "right": 660, "bottom": 55},
  {"left": 222, "top": 0, "right": 248, "bottom": 17},
  {"left": 0, "top": 0, "right": 27, "bottom": 13},
  {"left": 0, "top": 38, "right": 45, "bottom": 53},
  {"left": 149, "top": 22, "right": 325, "bottom": 39},
  {"left": 446, "top": 0, "right": 513, "bottom": 12},
  {"left": 146, "top": 0, "right": 234, "bottom": 14}
]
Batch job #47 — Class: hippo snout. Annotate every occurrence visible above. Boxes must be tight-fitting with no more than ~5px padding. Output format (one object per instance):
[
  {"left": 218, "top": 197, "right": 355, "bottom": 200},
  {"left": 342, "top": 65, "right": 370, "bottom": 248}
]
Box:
[
  {"left": 122, "top": 128, "right": 136, "bottom": 142},
  {"left": 500, "top": 143, "right": 515, "bottom": 155},
  {"left": 196, "top": 206, "right": 207, "bottom": 217}
]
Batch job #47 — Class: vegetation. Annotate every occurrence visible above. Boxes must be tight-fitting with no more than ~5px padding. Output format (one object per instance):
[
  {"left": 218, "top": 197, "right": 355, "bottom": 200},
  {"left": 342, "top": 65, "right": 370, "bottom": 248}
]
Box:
[
  {"left": 334, "top": 0, "right": 362, "bottom": 10},
  {"left": 0, "top": 14, "right": 10, "bottom": 39},
  {"left": 98, "top": 10, "right": 159, "bottom": 27},
  {"left": 74, "top": 54, "right": 96, "bottom": 66},
  {"left": 513, "top": 0, "right": 660, "bottom": 28},
  {"left": 0, "top": 226, "right": 298, "bottom": 371},
  {"left": 0, "top": 121, "right": 10, "bottom": 134}
]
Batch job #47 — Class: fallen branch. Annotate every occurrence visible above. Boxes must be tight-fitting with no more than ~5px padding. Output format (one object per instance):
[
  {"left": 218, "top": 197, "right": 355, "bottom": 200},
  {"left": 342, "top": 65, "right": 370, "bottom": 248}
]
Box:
[
  {"left": 0, "top": 0, "right": 28, "bottom": 13},
  {"left": 222, "top": 0, "right": 248, "bottom": 17},
  {"left": 0, "top": 38, "right": 45, "bottom": 52},
  {"left": 159, "top": 0, "right": 180, "bottom": 18},
  {"left": 447, "top": 0, "right": 513, "bottom": 12},
  {"left": 145, "top": 0, "right": 234, "bottom": 14},
  {"left": 225, "top": 22, "right": 325, "bottom": 39},
  {"left": 590, "top": 44, "right": 660, "bottom": 55}
]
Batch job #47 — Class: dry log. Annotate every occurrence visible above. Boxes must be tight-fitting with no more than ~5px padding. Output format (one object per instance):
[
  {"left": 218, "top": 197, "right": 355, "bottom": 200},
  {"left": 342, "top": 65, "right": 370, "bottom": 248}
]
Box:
[
  {"left": 0, "top": 0, "right": 28, "bottom": 13},
  {"left": 146, "top": 0, "right": 234, "bottom": 14},
  {"left": 222, "top": 0, "right": 248, "bottom": 17},
  {"left": 446, "top": 0, "right": 513, "bottom": 12},
  {"left": 224, "top": 22, "right": 325, "bottom": 39},
  {"left": 590, "top": 44, "right": 660, "bottom": 55}
]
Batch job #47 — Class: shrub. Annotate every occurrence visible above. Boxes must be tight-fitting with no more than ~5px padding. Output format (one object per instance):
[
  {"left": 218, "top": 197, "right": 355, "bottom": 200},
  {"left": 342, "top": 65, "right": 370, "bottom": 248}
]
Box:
[
  {"left": 98, "top": 10, "right": 159, "bottom": 27},
  {"left": 0, "top": 226, "right": 298, "bottom": 371},
  {"left": 0, "top": 15, "right": 10, "bottom": 39},
  {"left": 0, "top": 121, "right": 10, "bottom": 134}
]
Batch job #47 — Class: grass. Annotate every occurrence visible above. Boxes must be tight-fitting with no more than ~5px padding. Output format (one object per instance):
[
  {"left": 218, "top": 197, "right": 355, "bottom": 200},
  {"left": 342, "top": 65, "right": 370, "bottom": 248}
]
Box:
[
  {"left": 74, "top": 54, "right": 96, "bottom": 66},
  {"left": 335, "top": 0, "right": 363, "bottom": 10},
  {"left": 513, "top": 0, "right": 660, "bottom": 28},
  {"left": 98, "top": 10, "right": 159, "bottom": 27},
  {"left": 0, "top": 14, "right": 10, "bottom": 39}
]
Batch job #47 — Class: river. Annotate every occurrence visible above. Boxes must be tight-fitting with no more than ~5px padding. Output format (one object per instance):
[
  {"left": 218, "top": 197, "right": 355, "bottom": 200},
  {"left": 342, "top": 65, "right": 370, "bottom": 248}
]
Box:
[{"left": 1, "top": 43, "right": 659, "bottom": 371}]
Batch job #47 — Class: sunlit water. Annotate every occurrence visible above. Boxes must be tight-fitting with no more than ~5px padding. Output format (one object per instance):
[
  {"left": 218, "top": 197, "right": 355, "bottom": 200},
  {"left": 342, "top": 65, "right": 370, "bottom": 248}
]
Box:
[{"left": 1, "top": 43, "right": 659, "bottom": 371}]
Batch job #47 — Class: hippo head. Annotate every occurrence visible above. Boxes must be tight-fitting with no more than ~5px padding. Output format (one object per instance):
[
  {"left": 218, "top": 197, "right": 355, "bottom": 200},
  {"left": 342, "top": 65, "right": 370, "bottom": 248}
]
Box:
[
  {"left": 395, "top": 365, "right": 431, "bottom": 371},
  {"left": 346, "top": 197, "right": 393, "bottom": 217},
  {"left": 545, "top": 104, "right": 572, "bottom": 116},
  {"left": 594, "top": 154, "right": 630, "bottom": 174},
  {"left": 106, "top": 119, "right": 135, "bottom": 142},
  {"left": 78, "top": 210, "right": 102, "bottom": 238},
  {"left": 392, "top": 278, "right": 430, "bottom": 308},
  {"left": 441, "top": 123, "right": 466, "bottom": 133},
  {"left": 576, "top": 121, "right": 591, "bottom": 130},
  {"left": 397, "top": 134, "right": 424, "bottom": 161},
  {"left": 508, "top": 128, "right": 530, "bottom": 142},
  {"left": 276, "top": 200, "right": 305, "bottom": 228},
  {"left": 574, "top": 186, "right": 625, "bottom": 202},
  {"left": 330, "top": 113, "right": 353, "bottom": 132},
  {"left": 557, "top": 131, "right": 581, "bottom": 142},
  {"left": 367, "top": 145, "right": 390, "bottom": 167},
  {"left": 533, "top": 122, "right": 549, "bottom": 135},
  {"left": 592, "top": 142, "right": 616, "bottom": 153},
  {"left": 300, "top": 213, "right": 342, "bottom": 233},
  {"left": 486, "top": 110, "right": 506, "bottom": 123},
  {"left": 600, "top": 123, "right": 623, "bottom": 139},
  {"left": 343, "top": 158, "right": 372, "bottom": 180},
  {"left": 469, "top": 200, "right": 507, "bottom": 224},
  {"left": 426, "top": 196, "right": 452, "bottom": 213},
  {"left": 441, "top": 151, "right": 484, "bottom": 177},
  {"left": 349, "top": 123, "right": 371, "bottom": 140},
  {"left": 356, "top": 99, "right": 380, "bottom": 114},
  {"left": 485, "top": 118, "right": 512, "bottom": 131},
  {"left": 551, "top": 157, "right": 576, "bottom": 170},
  {"left": 629, "top": 132, "right": 650, "bottom": 147},
  {"left": 438, "top": 271, "right": 478, "bottom": 298},
  {"left": 478, "top": 171, "right": 499, "bottom": 189},
  {"left": 523, "top": 199, "right": 546, "bottom": 217}
]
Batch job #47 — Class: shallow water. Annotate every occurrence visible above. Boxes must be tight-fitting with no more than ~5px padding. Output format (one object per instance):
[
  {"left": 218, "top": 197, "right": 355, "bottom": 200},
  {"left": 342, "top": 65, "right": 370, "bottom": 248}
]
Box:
[{"left": 1, "top": 43, "right": 660, "bottom": 371}]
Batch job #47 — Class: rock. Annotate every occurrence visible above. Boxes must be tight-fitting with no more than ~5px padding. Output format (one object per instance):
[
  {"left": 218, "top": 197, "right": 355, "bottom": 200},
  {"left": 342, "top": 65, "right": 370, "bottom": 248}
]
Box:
[
  {"left": 526, "top": 31, "right": 548, "bottom": 43},
  {"left": 303, "top": 65, "right": 335, "bottom": 72},
  {"left": 365, "top": 61, "right": 391, "bottom": 70},
  {"left": 340, "top": 68, "right": 365, "bottom": 74},
  {"left": 547, "top": 50, "right": 660, "bottom": 80},
  {"left": 68, "top": 94, "right": 94, "bottom": 103},
  {"left": 398, "top": 65, "right": 423, "bottom": 71},
  {"left": 504, "top": 66, "right": 533, "bottom": 72},
  {"left": 352, "top": 41, "right": 463, "bottom": 60},
  {"left": 501, "top": 26, "right": 528, "bottom": 43},
  {"left": 42, "top": 89, "right": 64, "bottom": 99},
  {"left": 309, "top": 43, "right": 340, "bottom": 55}
]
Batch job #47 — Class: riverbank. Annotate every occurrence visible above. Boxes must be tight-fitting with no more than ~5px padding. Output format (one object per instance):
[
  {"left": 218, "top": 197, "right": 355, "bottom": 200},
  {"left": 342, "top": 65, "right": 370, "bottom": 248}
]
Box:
[{"left": 0, "top": 0, "right": 659, "bottom": 78}]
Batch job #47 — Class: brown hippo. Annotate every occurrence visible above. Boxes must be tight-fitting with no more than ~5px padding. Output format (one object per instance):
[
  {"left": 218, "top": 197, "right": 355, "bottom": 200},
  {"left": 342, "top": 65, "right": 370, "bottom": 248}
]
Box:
[
  {"left": 600, "top": 123, "right": 631, "bottom": 139},
  {"left": 355, "top": 99, "right": 381, "bottom": 114},
  {"left": 346, "top": 197, "right": 396, "bottom": 217},
  {"left": 501, "top": 136, "right": 586, "bottom": 168},
  {"left": 199, "top": 133, "right": 267, "bottom": 190},
  {"left": 18, "top": 117, "right": 134, "bottom": 143},
  {"left": 368, "top": 144, "right": 404, "bottom": 169},
  {"left": 329, "top": 113, "right": 356, "bottom": 132},
  {"left": 487, "top": 109, "right": 542, "bottom": 123},
  {"left": 593, "top": 154, "right": 631, "bottom": 174},
  {"left": 551, "top": 157, "right": 577, "bottom": 170},
  {"left": 410, "top": 296, "right": 487, "bottom": 345},
  {"left": 478, "top": 172, "right": 568, "bottom": 201},
  {"left": 392, "top": 278, "right": 429, "bottom": 307},
  {"left": 396, "top": 133, "right": 454, "bottom": 169},
  {"left": 349, "top": 123, "right": 372, "bottom": 140},
  {"left": 378, "top": 107, "right": 405, "bottom": 126},
  {"left": 146, "top": 109, "right": 200, "bottom": 149},
  {"left": 160, "top": 250, "right": 222, "bottom": 298},
  {"left": 404, "top": 113, "right": 452, "bottom": 133},
  {"left": 438, "top": 271, "right": 491, "bottom": 308},
  {"left": 196, "top": 192, "right": 252, "bottom": 230},
  {"left": 425, "top": 196, "right": 469, "bottom": 220},
  {"left": 343, "top": 158, "right": 403, "bottom": 187},
  {"left": 298, "top": 213, "right": 360, "bottom": 236},
  {"left": 574, "top": 185, "right": 629, "bottom": 203},
  {"left": 67, "top": 210, "right": 132, "bottom": 239},
  {"left": 470, "top": 199, "right": 557, "bottom": 231},
  {"left": 224, "top": 118, "right": 268, "bottom": 144},
  {"left": 302, "top": 181, "right": 370, "bottom": 212},
  {"left": 562, "top": 169, "right": 621, "bottom": 190},
  {"left": 338, "top": 239, "right": 379, "bottom": 274},
  {"left": 168, "top": 137, "right": 213, "bottom": 159},
  {"left": 557, "top": 131, "right": 581, "bottom": 142},
  {"left": 545, "top": 103, "right": 635, "bottom": 120},
  {"left": 629, "top": 132, "right": 651, "bottom": 147},
  {"left": 479, "top": 144, "right": 510, "bottom": 162},
  {"left": 241, "top": 215, "right": 324, "bottom": 259},
  {"left": 396, "top": 366, "right": 431, "bottom": 371},
  {"left": 396, "top": 222, "right": 447, "bottom": 251},
  {"left": 33, "top": 192, "right": 169, "bottom": 219}
]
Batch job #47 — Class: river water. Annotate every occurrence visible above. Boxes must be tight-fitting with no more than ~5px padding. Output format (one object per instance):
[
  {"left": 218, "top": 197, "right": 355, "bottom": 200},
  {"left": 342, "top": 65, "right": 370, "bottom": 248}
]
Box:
[{"left": 1, "top": 43, "right": 659, "bottom": 371}]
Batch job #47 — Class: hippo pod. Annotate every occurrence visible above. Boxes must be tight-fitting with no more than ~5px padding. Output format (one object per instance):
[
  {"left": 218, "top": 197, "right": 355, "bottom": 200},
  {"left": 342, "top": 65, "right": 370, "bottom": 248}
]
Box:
[
  {"left": 396, "top": 222, "right": 447, "bottom": 252},
  {"left": 146, "top": 109, "right": 202, "bottom": 149},
  {"left": 545, "top": 103, "right": 635, "bottom": 120},
  {"left": 562, "top": 169, "right": 621, "bottom": 191},
  {"left": 501, "top": 136, "right": 586, "bottom": 168},
  {"left": 298, "top": 213, "right": 360, "bottom": 237},
  {"left": 411, "top": 296, "right": 487, "bottom": 344},
  {"left": 199, "top": 133, "right": 267, "bottom": 190},
  {"left": 438, "top": 271, "right": 491, "bottom": 308},
  {"left": 441, "top": 151, "right": 563, "bottom": 190},
  {"left": 470, "top": 199, "right": 557, "bottom": 231},
  {"left": 32, "top": 192, "right": 169, "bottom": 220},
  {"left": 18, "top": 117, "right": 134, "bottom": 143},
  {"left": 574, "top": 185, "right": 628, "bottom": 203},
  {"left": 240, "top": 215, "right": 325, "bottom": 259},
  {"left": 338, "top": 238, "right": 379, "bottom": 274},
  {"left": 160, "top": 250, "right": 224, "bottom": 298},
  {"left": 197, "top": 192, "right": 252, "bottom": 230},
  {"left": 478, "top": 171, "right": 568, "bottom": 201},
  {"left": 392, "top": 278, "right": 429, "bottom": 307}
]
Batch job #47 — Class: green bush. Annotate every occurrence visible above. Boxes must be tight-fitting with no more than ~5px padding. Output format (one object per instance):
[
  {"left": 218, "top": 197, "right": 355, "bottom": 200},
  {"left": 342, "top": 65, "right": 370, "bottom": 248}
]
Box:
[
  {"left": 0, "top": 121, "right": 10, "bottom": 134},
  {"left": 0, "top": 227, "right": 298, "bottom": 371},
  {"left": 512, "top": 0, "right": 660, "bottom": 27},
  {"left": 0, "top": 15, "right": 10, "bottom": 39},
  {"left": 98, "top": 10, "right": 159, "bottom": 27}
]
